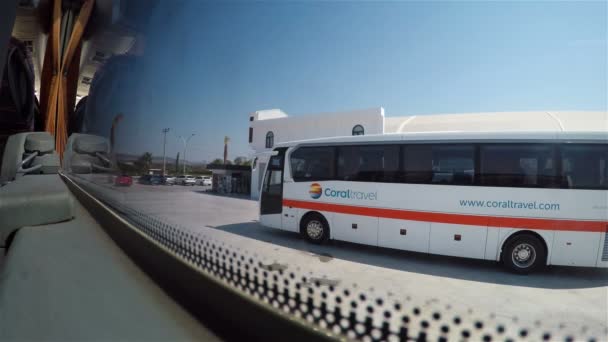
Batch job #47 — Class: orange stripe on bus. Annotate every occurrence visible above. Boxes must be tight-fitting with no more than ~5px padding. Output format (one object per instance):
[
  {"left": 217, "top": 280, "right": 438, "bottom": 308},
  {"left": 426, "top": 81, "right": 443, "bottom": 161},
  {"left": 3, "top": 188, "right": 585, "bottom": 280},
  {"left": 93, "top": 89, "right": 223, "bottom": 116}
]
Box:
[{"left": 282, "top": 199, "right": 607, "bottom": 232}]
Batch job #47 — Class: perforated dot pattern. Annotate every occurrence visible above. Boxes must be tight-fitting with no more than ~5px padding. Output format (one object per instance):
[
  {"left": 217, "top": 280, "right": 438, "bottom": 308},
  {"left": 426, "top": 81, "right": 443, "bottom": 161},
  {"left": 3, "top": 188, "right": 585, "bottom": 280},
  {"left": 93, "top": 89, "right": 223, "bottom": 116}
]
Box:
[{"left": 70, "top": 175, "right": 603, "bottom": 342}]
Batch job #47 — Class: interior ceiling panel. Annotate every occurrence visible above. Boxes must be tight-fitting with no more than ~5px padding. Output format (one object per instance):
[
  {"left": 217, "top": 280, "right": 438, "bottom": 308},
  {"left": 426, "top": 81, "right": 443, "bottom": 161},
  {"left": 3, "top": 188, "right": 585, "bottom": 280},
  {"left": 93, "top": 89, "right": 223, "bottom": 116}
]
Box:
[{"left": 11, "top": 0, "right": 157, "bottom": 100}]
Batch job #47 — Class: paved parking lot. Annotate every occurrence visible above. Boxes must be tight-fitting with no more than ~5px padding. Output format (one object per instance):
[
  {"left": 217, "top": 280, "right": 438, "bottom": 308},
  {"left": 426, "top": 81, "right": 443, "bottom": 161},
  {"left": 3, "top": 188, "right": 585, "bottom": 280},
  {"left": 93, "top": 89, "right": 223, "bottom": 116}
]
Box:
[{"left": 88, "top": 181, "right": 608, "bottom": 337}]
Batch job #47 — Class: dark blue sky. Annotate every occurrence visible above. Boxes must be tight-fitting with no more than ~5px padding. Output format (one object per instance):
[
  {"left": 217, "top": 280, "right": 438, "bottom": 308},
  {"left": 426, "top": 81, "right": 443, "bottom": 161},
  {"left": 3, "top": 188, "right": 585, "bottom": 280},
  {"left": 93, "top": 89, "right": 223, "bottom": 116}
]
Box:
[{"left": 114, "top": 1, "right": 607, "bottom": 162}]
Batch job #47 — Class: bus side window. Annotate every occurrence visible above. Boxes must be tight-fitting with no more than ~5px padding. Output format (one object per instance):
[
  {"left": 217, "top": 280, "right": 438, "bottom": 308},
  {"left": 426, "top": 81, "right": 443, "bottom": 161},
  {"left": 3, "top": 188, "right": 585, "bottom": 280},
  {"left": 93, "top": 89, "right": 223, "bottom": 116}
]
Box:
[
  {"left": 290, "top": 147, "right": 335, "bottom": 182},
  {"left": 480, "top": 144, "right": 556, "bottom": 188},
  {"left": 337, "top": 146, "right": 358, "bottom": 181},
  {"left": 402, "top": 145, "right": 474, "bottom": 185},
  {"left": 290, "top": 158, "right": 306, "bottom": 180},
  {"left": 561, "top": 144, "right": 608, "bottom": 189},
  {"left": 265, "top": 170, "right": 283, "bottom": 195},
  {"left": 337, "top": 145, "right": 399, "bottom": 182},
  {"left": 402, "top": 145, "right": 433, "bottom": 183}
]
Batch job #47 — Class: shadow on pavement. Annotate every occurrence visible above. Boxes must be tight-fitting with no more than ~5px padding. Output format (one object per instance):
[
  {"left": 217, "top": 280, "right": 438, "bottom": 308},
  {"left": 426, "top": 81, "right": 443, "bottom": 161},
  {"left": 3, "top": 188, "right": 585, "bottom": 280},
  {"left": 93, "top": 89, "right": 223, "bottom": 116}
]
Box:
[
  {"left": 193, "top": 190, "right": 255, "bottom": 201},
  {"left": 211, "top": 221, "right": 608, "bottom": 290}
]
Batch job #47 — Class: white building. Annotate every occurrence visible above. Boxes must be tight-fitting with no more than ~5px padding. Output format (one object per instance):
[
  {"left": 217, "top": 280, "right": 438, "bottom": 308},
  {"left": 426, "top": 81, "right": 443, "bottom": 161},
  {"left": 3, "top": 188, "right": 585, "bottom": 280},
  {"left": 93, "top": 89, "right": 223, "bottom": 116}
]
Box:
[
  {"left": 248, "top": 108, "right": 607, "bottom": 199},
  {"left": 248, "top": 107, "right": 385, "bottom": 199}
]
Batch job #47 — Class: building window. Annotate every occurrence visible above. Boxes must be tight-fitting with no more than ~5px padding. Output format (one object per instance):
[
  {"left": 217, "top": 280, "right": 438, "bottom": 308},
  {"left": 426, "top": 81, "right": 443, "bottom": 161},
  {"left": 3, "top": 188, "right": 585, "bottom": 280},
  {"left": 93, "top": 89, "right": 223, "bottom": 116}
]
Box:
[
  {"left": 352, "top": 124, "right": 364, "bottom": 136},
  {"left": 248, "top": 127, "right": 253, "bottom": 143},
  {"left": 265, "top": 131, "right": 274, "bottom": 148}
]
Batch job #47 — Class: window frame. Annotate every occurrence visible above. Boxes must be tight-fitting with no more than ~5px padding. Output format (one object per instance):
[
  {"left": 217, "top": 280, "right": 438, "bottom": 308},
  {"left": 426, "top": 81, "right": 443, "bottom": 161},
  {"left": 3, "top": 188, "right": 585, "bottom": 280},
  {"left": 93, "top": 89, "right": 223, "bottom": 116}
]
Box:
[
  {"left": 352, "top": 124, "right": 365, "bottom": 136},
  {"left": 265, "top": 131, "right": 274, "bottom": 148}
]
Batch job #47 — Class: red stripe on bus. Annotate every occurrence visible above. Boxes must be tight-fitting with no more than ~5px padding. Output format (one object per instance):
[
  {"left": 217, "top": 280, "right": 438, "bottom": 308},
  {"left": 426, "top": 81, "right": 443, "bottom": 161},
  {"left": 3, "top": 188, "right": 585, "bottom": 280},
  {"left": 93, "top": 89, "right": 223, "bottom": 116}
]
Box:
[{"left": 282, "top": 199, "right": 607, "bottom": 232}]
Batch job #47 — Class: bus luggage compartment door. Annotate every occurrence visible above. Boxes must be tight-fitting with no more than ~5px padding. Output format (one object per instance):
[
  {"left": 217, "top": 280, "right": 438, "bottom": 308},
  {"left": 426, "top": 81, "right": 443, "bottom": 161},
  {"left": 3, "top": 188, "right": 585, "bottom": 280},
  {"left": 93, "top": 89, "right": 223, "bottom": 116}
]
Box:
[
  {"left": 281, "top": 205, "right": 298, "bottom": 232},
  {"left": 429, "top": 223, "right": 488, "bottom": 259},
  {"left": 378, "top": 218, "right": 431, "bottom": 253},
  {"left": 333, "top": 213, "right": 379, "bottom": 246},
  {"left": 551, "top": 231, "right": 601, "bottom": 267}
]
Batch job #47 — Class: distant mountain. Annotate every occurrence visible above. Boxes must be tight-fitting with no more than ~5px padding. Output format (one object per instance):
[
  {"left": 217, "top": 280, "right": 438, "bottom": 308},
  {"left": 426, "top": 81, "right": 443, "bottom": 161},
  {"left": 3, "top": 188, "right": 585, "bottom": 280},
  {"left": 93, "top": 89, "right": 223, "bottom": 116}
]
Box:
[
  {"left": 115, "top": 153, "right": 140, "bottom": 162},
  {"left": 115, "top": 153, "right": 205, "bottom": 166}
]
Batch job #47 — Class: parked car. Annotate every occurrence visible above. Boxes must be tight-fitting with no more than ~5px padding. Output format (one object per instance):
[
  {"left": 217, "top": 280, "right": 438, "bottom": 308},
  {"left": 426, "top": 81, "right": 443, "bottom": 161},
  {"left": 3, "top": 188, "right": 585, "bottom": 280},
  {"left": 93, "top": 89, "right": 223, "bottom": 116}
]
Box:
[
  {"left": 176, "top": 175, "right": 196, "bottom": 186},
  {"left": 114, "top": 175, "right": 133, "bottom": 187},
  {"left": 164, "top": 175, "right": 176, "bottom": 185},
  {"left": 195, "top": 175, "right": 212, "bottom": 186},
  {"left": 139, "top": 174, "right": 164, "bottom": 185}
]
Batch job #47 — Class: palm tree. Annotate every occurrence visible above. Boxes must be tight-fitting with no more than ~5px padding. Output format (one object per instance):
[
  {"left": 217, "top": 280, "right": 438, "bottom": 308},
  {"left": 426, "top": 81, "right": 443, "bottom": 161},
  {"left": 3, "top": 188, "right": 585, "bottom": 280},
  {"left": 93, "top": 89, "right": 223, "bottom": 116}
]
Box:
[
  {"left": 234, "top": 156, "right": 248, "bottom": 165},
  {"left": 223, "top": 136, "right": 230, "bottom": 164},
  {"left": 137, "top": 152, "right": 153, "bottom": 174}
]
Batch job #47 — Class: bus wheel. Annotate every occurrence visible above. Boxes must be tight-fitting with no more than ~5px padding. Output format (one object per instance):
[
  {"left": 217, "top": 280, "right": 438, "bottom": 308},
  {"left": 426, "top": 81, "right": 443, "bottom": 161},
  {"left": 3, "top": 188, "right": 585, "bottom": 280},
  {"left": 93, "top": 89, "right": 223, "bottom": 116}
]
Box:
[
  {"left": 502, "top": 233, "right": 546, "bottom": 275},
  {"left": 301, "top": 213, "right": 329, "bottom": 244}
]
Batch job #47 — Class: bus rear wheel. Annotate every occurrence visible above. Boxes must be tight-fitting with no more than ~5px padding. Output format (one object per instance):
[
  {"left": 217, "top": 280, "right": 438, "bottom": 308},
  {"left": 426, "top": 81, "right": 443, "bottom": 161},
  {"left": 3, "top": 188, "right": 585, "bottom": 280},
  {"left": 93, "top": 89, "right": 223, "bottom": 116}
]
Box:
[
  {"left": 502, "top": 233, "right": 546, "bottom": 275},
  {"left": 301, "top": 213, "right": 329, "bottom": 244}
]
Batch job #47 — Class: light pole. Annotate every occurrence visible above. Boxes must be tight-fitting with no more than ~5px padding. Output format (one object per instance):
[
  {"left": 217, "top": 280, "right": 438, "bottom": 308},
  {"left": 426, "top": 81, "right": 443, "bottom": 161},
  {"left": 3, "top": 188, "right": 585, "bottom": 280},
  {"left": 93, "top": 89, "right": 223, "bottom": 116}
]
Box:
[
  {"left": 179, "top": 133, "right": 196, "bottom": 175},
  {"left": 162, "top": 128, "right": 170, "bottom": 176},
  {"left": 223, "top": 136, "right": 230, "bottom": 164}
]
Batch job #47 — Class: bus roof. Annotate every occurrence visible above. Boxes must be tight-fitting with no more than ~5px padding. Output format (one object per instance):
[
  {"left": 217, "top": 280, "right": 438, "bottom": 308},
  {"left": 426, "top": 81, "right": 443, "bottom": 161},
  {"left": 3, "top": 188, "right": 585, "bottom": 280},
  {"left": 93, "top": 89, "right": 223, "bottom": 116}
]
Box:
[
  {"left": 275, "top": 131, "right": 608, "bottom": 147},
  {"left": 276, "top": 111, "right": 608, "bottom": 147}
]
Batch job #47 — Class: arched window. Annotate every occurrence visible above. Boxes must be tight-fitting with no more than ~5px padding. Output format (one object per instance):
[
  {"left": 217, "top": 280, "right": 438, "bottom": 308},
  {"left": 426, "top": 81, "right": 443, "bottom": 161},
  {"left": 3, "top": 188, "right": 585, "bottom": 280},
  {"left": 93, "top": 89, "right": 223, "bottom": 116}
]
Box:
[
  {"left": 352, "top": 124, "right": 364, "bottom": 136},
  {"left": 265, "top": 131, "right": 274, "bottom": 148}
]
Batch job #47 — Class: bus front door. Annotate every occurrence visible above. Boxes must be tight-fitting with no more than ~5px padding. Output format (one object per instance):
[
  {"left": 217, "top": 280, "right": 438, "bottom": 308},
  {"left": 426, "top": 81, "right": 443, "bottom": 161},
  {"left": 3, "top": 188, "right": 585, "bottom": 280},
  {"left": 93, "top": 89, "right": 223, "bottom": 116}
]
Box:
[{"left": 260, "top": 148, "right": 286, "bottom": 229}]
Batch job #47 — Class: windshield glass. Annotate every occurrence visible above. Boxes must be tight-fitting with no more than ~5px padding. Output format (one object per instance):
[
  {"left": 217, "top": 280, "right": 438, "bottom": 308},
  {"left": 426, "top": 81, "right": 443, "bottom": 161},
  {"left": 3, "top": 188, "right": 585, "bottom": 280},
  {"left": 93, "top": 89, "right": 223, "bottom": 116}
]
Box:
[
  {"left": 4, "top": 1, "right": 606, "bottom": 341},
  {"left": 68, "top": 0, "right": 608, "bottom": 339}
]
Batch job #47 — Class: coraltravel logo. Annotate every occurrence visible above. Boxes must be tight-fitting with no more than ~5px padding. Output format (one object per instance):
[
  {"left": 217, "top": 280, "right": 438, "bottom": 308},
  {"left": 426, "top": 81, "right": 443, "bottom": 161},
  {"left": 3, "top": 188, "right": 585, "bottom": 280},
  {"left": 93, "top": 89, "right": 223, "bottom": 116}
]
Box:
[
  {"left": 308, "top": 183, "right": 378, "bottom": 201},
  {"left": 309, "top": 183, "right": 323, "bottom": 199}
]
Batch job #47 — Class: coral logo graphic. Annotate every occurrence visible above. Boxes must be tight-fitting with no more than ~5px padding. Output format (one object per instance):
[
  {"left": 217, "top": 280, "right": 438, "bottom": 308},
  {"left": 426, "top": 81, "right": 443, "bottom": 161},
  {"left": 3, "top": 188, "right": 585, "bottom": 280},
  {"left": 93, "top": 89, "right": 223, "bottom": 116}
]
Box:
[{"left": 309, "top": 183, "right": 322, "bottom": 199}]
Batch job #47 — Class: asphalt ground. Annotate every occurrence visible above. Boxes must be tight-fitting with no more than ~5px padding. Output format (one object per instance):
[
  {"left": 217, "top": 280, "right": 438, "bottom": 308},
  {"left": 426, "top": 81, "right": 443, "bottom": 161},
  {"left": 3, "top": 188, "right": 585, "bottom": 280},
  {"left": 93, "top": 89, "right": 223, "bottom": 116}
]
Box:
[{"left": 69, "top": 179, "right": 608, "bottom": 339}]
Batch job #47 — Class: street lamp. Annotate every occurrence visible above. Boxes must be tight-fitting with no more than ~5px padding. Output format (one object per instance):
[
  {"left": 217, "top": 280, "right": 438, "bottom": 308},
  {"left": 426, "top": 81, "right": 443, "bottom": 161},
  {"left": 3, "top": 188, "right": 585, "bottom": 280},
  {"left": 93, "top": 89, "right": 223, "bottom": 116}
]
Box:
[
  {"left": 162, "top": 128, "right": 170, "bottom": 176},
  {"left": 179, "top": 133, "right": 196, "bottom": 175}
]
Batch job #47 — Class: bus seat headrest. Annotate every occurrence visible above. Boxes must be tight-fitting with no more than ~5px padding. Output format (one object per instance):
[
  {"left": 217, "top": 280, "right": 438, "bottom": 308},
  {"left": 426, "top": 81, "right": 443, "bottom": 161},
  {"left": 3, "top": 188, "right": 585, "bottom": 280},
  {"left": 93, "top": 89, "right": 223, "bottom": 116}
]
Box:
[
  {"left": 73, "top": 135, "right": 109, "bottom": 154},
  {"left": 24, "top": 132, "right": 55, "bottom": 153}
]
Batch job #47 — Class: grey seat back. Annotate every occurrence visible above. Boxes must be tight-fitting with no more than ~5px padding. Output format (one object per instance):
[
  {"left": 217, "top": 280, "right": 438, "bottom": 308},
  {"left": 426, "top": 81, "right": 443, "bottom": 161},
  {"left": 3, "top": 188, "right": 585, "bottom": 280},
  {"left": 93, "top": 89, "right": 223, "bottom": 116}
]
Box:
[
  {"left": 1, "top": 132, "right": 60, "bottom": 183},
  {"left": 64, "top": 133, "right": 113, "bottom": 174}
]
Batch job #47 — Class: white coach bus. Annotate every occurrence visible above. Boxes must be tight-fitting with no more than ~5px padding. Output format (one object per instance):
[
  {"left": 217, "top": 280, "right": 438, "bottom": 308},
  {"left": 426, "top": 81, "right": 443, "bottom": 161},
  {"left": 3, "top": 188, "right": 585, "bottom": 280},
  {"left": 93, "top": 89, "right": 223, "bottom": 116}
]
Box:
[{"left": 259, "top": 129, "right": 608, "bottom": 273}]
